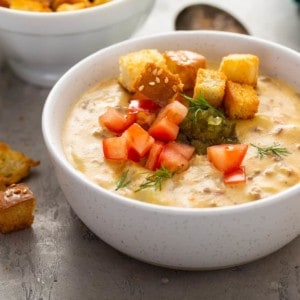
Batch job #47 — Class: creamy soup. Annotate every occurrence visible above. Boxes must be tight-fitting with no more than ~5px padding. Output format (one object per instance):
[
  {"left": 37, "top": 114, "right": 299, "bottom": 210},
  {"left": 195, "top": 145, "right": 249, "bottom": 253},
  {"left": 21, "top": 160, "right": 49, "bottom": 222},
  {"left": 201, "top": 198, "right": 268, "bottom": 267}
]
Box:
[{"left": 63, "top": 76, "right": 300, "bottom": 208}]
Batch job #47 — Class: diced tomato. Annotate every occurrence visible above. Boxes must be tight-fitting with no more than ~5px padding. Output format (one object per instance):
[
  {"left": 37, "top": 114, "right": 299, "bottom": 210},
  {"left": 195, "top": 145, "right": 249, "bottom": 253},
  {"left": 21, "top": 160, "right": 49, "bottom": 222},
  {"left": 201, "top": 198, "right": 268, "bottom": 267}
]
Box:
[
  {"left": 224, "top": 167, "right": 247, "bottom": 185},
  {"left": 148, "top": 117, "right": 179, "bottom": 141},
  {"left": 102, "top": 136, "right": 128, "bottom": 160},
  {"left": 124, "top": 123, "right": 154, "bottom": 157},
  {"left": 156, "top": 100, "right": 188, "bottom": 125},
  {"left": 145, "top": 141, "right": 165, "bottom": 171},
  {"left": 207, "top": 144, "right": 248, "bottom": 173},
  {"left": 166, "top": 141, "right": 195, "bottom": 160},
  {"left": 157, "top": 143, "right": 189, "bottom": 173},
  {"left": 128, "top": 99, "right": 161, "bottom": 113},
  {"left": 99, "top": 107, "right": 136, "bottom": 134}
]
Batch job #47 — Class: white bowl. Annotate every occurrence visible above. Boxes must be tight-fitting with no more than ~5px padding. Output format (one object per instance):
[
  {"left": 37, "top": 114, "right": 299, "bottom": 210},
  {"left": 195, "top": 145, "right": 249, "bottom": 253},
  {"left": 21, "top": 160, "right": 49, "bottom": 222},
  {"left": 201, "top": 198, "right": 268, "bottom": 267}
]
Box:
[
  {"left": 42, "top": 31, "right": 300, "bottom": 270},
  {"left": 0, "top": 0, "right": 155, "bottom": 87}
]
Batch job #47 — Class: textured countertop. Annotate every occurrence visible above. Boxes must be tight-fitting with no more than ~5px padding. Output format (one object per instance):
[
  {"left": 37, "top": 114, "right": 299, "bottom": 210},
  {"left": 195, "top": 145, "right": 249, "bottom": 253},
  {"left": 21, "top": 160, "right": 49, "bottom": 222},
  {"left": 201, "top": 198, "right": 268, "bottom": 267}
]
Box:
[{"left": 1, "top": 0, "right": 300, "bottom": 299}]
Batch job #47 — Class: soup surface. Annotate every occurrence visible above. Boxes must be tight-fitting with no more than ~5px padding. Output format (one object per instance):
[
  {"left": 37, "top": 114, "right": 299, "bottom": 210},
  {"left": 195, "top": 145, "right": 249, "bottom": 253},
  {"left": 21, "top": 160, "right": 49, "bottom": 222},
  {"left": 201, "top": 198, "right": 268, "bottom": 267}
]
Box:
[{"left": 63, "top": 72, "right": 300, "bottom": 208}]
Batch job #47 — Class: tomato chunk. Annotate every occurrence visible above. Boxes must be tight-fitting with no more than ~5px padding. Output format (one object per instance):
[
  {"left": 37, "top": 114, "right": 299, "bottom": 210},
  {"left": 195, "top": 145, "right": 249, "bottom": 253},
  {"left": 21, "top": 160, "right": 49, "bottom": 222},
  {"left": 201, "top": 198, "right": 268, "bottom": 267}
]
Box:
[
  {"left": 102, "top": 136, "right": 128, "bottom": 160},
  {"left": 99, "top": 107, "right": 136, "bottom": 134},
  {"left": 166, "top": 142, "right": 195, "bottom": 160},
  {"left": 145, "top": 141, "right": 165, "bottom": 171},
  {"left": 124, "top": 123, "right": 154, "bottom": 157},
  {"left": 156, "top": 100, "right": 188, "bottom": 125},
  {"left": 148, "top": 117, "right": 179, "bottom": 141},
  {"left": 207, "top": 144, "right": 248, "bottom": 173},
  {"left": 158, "top": 143, "right": 189, "bottom": 173},
  {"left": 224, "top": 167, "right": 247, "bottom": 184}
]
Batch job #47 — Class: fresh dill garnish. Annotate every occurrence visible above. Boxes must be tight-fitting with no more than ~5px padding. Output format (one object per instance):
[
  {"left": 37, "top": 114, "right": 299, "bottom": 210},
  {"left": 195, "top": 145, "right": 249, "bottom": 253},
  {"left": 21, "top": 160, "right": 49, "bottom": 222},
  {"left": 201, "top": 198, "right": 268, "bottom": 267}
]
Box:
[
  {"left": 135, "top": 167, "right": 174, "bottom": 192},
  {"left": 182, "top": 93, "right": 225, "bottom": 122},
  {"left": 115, "top": 170, "right": 131, "bottom": 191},
  {"left": 251, "top": 143, "right": 290, "bottom": 159}
]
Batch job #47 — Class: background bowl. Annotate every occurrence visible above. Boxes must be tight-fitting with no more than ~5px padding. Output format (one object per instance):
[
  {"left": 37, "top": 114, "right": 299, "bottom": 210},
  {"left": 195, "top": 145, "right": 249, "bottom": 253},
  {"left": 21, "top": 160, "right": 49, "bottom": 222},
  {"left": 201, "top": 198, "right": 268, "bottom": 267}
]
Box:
[
  {"left": 0, "top": 0, "right": 155, "bottom": 87},
  {"left": 42, "top": 31, "right": 300, "bottom": 270}
]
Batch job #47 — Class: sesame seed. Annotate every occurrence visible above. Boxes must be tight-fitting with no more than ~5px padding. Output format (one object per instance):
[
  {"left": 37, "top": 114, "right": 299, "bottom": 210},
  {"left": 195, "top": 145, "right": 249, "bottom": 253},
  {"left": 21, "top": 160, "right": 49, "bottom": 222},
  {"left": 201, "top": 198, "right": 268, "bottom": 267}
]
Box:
[
  {"left": 172, "top": 85, "right": 177, "bottom": 92},
  {"left": 14, "top": 189, "right": 22, "bottom": 194},
  {"left": 157, "top": 69, "right": 163, "bottom": 75},
  {"left": 155, "top": 77, "right": 160, "bottom": 83},
  {"left": 138, "top": 85, "right": 144, "bottom": 91},
  {"left": 152, "top": 68, "right": 158, "bottom": 76},
  {"left": 148, "top": 81, "right": 155, "bottom": 86},
  {"left": 164, "top": 77, "right": 169, "bottom": 84},
  {"left": 147, "top": 67, "right": 152, "bottom": 73}
]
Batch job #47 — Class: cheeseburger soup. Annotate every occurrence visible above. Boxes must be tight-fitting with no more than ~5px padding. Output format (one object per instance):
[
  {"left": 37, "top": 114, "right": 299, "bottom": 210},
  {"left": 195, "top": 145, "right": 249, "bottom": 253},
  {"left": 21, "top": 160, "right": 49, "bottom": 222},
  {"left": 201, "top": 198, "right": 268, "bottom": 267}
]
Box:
[{"left": 63, "top": 50, "right": 300, "bottom": 208}]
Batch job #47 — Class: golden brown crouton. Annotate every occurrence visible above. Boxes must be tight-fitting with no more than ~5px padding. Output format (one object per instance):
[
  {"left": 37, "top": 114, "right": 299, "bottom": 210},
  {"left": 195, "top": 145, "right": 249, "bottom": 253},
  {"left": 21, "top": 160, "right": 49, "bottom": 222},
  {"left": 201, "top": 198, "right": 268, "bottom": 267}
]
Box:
[
  {"left": 118, "top": 49, "right": 166, "bottom": 93},
  {"left": 193, "top": 68, "right": 227, "bottom": 108},
  {"left": 0, "top": 142, "right": 40, "bottom": 186},
  {"left": 0, "top": 183, "right": 36, "bottom": 234},
  {"left": 219, "top": 54, "right": 259, "bottom": 87},
  {"left": 0, "top": 0, "right": 10, "bottom": 7},
  {"left": 133, "top": 62, "right": 184, "bottom": 105},
  {"left": 224, "top": 81, "right": 259, "bottom": 119},
  {"left": 163, "top": 50, "right": 207, "bottom": 91},
  {"left": 10, "top": 0, "right": 51, "bottom": 11}
]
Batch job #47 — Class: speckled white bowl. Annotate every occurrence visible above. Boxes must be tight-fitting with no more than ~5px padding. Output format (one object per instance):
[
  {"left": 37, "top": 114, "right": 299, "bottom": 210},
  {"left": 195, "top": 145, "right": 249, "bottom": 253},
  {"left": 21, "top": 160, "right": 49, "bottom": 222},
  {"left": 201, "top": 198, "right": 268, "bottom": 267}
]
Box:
[
  {"left": 0, "top": 0, "right": 155, "bottom": 87},
  {"left": 42, "top": 31, "right": 300, "bottom": 270}
]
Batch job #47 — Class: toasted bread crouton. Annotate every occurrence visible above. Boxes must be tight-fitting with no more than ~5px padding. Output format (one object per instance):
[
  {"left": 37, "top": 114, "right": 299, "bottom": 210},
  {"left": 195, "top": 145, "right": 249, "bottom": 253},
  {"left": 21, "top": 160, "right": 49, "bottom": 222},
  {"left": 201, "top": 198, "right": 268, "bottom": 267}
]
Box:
[
  {"left": 193, "top": 68, "right": 227, "bottom": 108},
  {"left": 118, "top": 49, "right": 166, "bottom": 93},
  {"left": 133, "top": 62, "right": 183, "bottom": 105},
  {"left": 10, "top": 0, "right": 51, "bottom": 11},
  {"left": 163, "top": 50, "right": 207, "bottom": 91},
  {"left": 0, "top": 143, "right": 40, "bottom": 186},
  {"left": 219, "top": 54, "right": 259, "bottom": 87},
  {"left": 0, "top": 0, "right": 10, "bottom": 8},
  {"left": 224, "top": 81, "right": 259, "bottom": 119},
  {"left": 0, "top": 183, "right": 36, "bottom": 233}
]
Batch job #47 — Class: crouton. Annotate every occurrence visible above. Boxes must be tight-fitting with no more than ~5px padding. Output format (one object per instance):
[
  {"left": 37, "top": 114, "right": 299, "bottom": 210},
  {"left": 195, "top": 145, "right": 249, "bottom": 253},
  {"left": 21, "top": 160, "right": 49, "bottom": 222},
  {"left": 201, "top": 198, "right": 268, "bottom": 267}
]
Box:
[
  {"left": 118, "top": 49, "right": 166, "bottom": 93},
  {"left": 219, "top": 54, "right": 259, "bottom": 87},
  {"left": 10, "top": 0, "right": 51, "bottom": 11},
  {"left": 0, "top": 142, "right": 40, "bottom": 187},
  {"left": 0, "top": 0, "right": 10, "bottom": 7},
  {"left": 224, "top": 81, "right": 259, "bottom": 119},
  {"left": 0, "top": 183, "right": 36, "bottom": 234},
  {"left": 133, "top": 62, "right": 183, "bottom": 105},
  {"left": 163, "top": 50, "right": 207, "bottom": 90},
  {"left": 193, "top": 68, "right": 227, "bottom": 108}
]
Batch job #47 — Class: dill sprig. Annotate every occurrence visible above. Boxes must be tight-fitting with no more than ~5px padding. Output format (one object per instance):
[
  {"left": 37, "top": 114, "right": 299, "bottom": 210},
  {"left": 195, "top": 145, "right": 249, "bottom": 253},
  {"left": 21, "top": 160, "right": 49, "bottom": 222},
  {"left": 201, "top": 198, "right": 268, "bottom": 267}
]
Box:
[
  {"left": 182, "top": 93, "right": 225, "bottom": 121},
  {"left": 136, "top": 167, "right": 174, "bottom": 192},
  {"left": 115, "top": 170, "right": 131, "bottom": 191},
  {"left": 251, "top": 143, "right": 290, "bottom": 159}
]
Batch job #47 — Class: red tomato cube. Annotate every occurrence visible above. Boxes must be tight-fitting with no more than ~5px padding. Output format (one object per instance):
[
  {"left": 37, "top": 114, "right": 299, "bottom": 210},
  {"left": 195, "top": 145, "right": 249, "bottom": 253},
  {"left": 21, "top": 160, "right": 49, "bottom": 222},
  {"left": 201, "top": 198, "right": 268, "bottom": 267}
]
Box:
[
  {"left": 207, "top": 144, "right": 248, "bottom": 173},
  {"left": 224, "top": 166, "right": 247, "bottom": 184},
  {"left": 166, "top": 141, "right": 195, "bottom": 160},
  {"left": 145, "top": 141, "right": 165, "bottom": 171},
  {"left": 102, "top": 136, "right": 128, "bottom": 160},
  {"left": 148, "top": 117, "right": 179, "bottom": 141},
  {"left": 156, "top": 100, "right": 188, "bottom": 125},
  {"left": 158, "top": 144, "right": 189, "bottom": 173},
  {"left": 124, "top": 123, "right": 155, "bottom": 157},
  {"left": 99, "top": 107, "right": 136, "bottom": 134}
]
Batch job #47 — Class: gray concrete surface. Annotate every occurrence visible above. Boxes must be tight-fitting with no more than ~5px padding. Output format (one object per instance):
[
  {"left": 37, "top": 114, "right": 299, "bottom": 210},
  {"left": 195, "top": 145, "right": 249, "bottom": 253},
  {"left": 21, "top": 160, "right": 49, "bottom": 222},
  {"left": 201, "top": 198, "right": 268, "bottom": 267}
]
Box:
[{"left": 1, "top": 0, "right": 300, "bottom": 299}]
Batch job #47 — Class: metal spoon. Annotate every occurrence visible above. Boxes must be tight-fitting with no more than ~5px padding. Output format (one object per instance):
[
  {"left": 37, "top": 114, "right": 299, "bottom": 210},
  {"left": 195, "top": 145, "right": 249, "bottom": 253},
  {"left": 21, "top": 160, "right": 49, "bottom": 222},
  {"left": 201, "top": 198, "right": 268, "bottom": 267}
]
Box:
[{"left": 175, "top": 4, "right": 249, "bottom": 35}]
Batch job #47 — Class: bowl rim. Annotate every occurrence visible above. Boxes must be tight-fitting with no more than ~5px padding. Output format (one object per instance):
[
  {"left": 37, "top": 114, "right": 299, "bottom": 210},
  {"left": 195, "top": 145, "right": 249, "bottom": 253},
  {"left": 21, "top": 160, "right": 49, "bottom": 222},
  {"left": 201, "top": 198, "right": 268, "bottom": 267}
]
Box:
[
  {"left": 0, "top": 0, "right": 132, "bottom": 17},
  {"left": 42, "top": 30, "right": 300, "bottom": 215}
]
